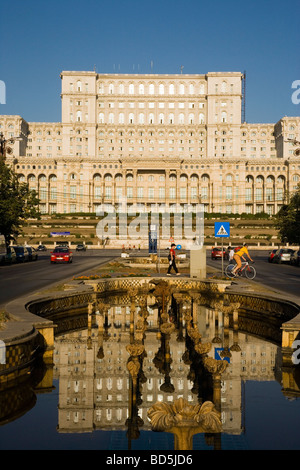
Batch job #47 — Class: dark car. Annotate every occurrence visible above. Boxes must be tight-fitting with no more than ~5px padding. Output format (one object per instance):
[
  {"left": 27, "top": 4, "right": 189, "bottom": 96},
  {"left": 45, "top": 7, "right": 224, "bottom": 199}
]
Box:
[
  {"left": 50, "top": 247, "right": 73, "bottom": 264},
  {"left": 0, "top": 246, "right": 17, "bottom": 265},
  {"left": 272, "top": 248, "right": 295, "bottom": 264},
  {"left": 37, "top": 244, "right": 47, "bottom": 251},
  {"left": 76, "top": 243, "right": 86, "bottom": 251},
  {"left": 26, "top": 246, "right": 38, "bottom": 261},
  {"left": 211, "top": 247, "right": 229, "bottom": 260},
  {"left": 268, "top": 249, "right": 277, "bottom": 263},
  {"left": 12, "top": 245, "right": 30, "bottom": 262},
  {"left": 290, "top": 250, "right": 300, "bottom": 266}
]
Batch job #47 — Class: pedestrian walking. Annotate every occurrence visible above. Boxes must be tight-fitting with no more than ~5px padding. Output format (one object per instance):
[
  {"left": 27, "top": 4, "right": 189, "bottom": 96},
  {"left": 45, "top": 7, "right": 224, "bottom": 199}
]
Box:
[{"left": 167, "top": 243, "right": 180, "bottom": 276}]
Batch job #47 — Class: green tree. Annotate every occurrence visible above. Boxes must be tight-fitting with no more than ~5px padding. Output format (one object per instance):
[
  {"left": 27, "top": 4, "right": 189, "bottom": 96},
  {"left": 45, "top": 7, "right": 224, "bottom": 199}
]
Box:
[
  {"left": 275, "top": 184, "right": 300, "bottom": 245},
  {"left": 0, "top": 159, "right": 40, "bottom": 250}
]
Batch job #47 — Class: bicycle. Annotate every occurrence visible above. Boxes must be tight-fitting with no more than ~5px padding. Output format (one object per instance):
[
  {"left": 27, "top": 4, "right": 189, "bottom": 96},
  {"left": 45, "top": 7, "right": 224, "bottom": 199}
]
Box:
[{"left": 225, "top": 261, "right": 256, "bottom": 280}]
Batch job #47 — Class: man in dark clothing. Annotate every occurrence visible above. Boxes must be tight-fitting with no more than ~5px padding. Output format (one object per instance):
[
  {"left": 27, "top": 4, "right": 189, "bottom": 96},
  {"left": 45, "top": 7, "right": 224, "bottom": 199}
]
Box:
[{"left": 167, "top": 243, "right": 180, "bottom": 276}]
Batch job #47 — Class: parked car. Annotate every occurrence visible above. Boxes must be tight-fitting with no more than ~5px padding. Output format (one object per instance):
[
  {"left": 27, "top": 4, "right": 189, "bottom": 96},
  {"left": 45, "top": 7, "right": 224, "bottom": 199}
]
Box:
[
  {"left": 0, "top": 246, "right": 17, "bottom": 265},
  {"left": 272, "top": 248, "right": 295, "bottom": 264},
  {"left": 12, "top": 245, "right": 30, "bottom": 262},
  {"left": 211, "top": 247, "right": 229, "bottom": 260},
  {"left": 26, "top": 246, "right": 38, "bottom": 261},
  {"left": 37, "top": 244, "right": 47, "bottom": 251},
  {"left": 76, "top": 243, "right": 86, "bottom": 251},
  {"left": 50, "top": 247, "right": 73, "bottom": 264},
  {"left": 268, "top": 249, "right": 277, "bottom": 263},
  {"left": 290, "top": 250, "right": 300, "bottom": 266}
]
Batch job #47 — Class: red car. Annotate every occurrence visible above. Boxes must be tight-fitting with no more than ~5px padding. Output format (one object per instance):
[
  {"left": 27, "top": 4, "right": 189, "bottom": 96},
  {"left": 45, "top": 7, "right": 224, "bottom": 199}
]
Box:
[
  {"left": 211, "top": 247, "right": 229, "bottom": 260},
  {"left": 50, "top": 247, "right": 73, "bottom": 264},
  {"left": 268, "top": 249, "right": 277, "bottom": 263}
]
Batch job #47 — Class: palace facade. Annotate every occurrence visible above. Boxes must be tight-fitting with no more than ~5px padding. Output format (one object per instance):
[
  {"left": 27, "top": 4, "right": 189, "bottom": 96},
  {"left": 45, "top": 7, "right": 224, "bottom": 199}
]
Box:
[{"left": 1, "top": 71, "right": 300, "bottom": 215}]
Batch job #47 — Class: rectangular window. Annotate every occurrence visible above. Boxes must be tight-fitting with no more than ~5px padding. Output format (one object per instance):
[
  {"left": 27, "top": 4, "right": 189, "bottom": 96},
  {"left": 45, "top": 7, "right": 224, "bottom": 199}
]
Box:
[
  {"left": 159, "top": 187, "right": 165, "bottom": 199},
  {"left": 180, "top": 187, "right": 187, "bottom": 199},
  {"left": 246, "top": 188, "right": 252, "bottom": 201},
  {"left": 50, "top": 188, "right": 57, "bottom": 200},
  {"left": 94, "top": 187, "right": 101, "bottom": 199},
  {"left": 148, "top": 187, "right": 154, "bottom": 199},
  {"left": 169, "top": 187, "right": 176, "bottom": 200},
  {"left": 255, "top": 188, "right": 262, "bottom": 201},
  {"left": 190, "top": 187, "right": 197, "bottom": 199},
  {"left": 70, "top": 185, "right": 76, "bottom": 199},
  {"left": 127, "top": 187, "right": 133, "bottom": 199}
]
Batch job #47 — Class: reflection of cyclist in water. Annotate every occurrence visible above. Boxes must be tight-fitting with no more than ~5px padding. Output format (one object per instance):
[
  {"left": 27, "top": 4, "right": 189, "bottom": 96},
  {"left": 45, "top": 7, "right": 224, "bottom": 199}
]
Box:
[{"left": 232, "top": 243, "right": 254, "bottom": 276}]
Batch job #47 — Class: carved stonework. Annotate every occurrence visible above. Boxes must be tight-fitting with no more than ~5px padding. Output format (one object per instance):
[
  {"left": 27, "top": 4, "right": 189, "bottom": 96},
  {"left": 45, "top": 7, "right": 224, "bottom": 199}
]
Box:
[
  {"left": 147, "top": 398, "right": 222, "bottom": 450},
  {"left": 194, "top": 341, "right": 212, "bottom": 355},
  {"left": 203, "top": 357, "right": 228, "bottom": 375},
  {"left": 160, "top": 322, "right": 175, "bottom": 335},
  {"left": 126, "top": 343, "right": 145, "bottom": 357}
]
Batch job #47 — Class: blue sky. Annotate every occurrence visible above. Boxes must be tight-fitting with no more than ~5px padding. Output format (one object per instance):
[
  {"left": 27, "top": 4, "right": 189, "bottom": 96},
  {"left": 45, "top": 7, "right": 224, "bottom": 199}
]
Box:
[{"left": 0, "top": 0, "right": 299, "bottom": 124}]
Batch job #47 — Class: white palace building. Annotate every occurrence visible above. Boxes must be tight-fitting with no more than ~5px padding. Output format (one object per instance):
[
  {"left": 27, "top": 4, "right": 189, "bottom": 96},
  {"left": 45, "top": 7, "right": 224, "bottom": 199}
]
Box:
[{"left": 1, "top": 70, "right": 300, "bottom": 215}]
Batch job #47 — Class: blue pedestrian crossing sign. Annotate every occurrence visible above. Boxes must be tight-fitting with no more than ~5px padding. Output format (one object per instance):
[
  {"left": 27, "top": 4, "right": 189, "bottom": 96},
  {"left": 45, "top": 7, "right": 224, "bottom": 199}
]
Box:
[{"left": 214, "top": 222, "right": 230, "bottom": 238}]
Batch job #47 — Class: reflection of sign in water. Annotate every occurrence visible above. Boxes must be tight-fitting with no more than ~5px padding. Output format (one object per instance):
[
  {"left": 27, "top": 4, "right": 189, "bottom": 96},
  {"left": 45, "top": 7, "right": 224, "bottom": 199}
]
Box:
[
  {"left": 0, "top": 340, "right": 6, "bottom": 364},
  {"left": 214, "top": 347, "right": 230, "bottom": 363}
]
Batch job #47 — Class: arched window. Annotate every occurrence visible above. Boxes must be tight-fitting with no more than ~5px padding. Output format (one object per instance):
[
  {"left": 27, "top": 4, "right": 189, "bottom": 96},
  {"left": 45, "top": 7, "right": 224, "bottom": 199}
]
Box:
[
  {"left": 139, "top": 113, "right": 144, "bottom": 124},
  {"left": 129, "top": 113, "right": 134, "bottom": 124},
  {"left": 76, "top": 111, "right": 82, "bottom": 122},
  {"left": 169, "top": 84, "right": 175, "bottom": 94},
  {"left": 221, "top": 111, "right": 227, "bottom": 123},
  {"left": 108, "top": 113, "right": 114, "bottom": 124},
  {"left": 149, "top": 84, "right": 154, "bottom": 94},
  {"left": 189, "top": 84, "right": 194, "bottom": 94},
  {"left": 159, "top": 113, "right": 164, "bottom": 124},
  {"left": 159, "top": 84, "right": 164, "bottom": 94},
  {"left": 77, "top": 80, "right": 81, "bottom": 91},
  {"left": 118, "top": 113, "right": 124, "bottom": 124},
  {"left": 169, "top": 113, "right": 174, "bottom": 124},
  {"left": 179, "top": 84, "right": 185, "bottom": 94},
  {"left": 199, "top": 113, "right": 204, "bottom": 124},
  {"left": 119, "top": 83, "right": 124, "bottom": 94},
  {"left": 139, "top": 84, "right": 144, "bottom": 94},
  {"left": 149, "top": 113, "right": 154, "bottom": 124},
  {"left": 108, "top": 83, "right": 114, "bottom": 94},
  {"left": 221, "top": 81, "right": 227, "bottom": 93},
  {"left": 129, "top": 84, "right": 134, "bottom": 94},
  {"left": 179, "top": 113, "right": 185, "bottom": 124},
  {"left": 99, "top": 113, "right": 104, "bottom": 123},
  {"left": 189, "top": 113, "right": 194, "bottom": 124},
  {"left": 199, "top": 84, "right": 205, "bottom": 94}
]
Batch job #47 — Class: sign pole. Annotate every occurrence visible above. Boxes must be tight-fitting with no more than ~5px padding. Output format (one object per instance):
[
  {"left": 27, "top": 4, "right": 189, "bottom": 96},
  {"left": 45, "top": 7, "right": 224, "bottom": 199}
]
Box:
[{"left": 221, "top": 238, "right": 224, "bottom": 276}]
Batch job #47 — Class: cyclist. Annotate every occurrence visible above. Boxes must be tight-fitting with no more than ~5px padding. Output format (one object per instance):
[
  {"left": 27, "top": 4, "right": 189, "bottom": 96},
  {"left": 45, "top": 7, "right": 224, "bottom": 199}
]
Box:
[{"left": 231, "top": 243, "right": 254, "bottom": 276}]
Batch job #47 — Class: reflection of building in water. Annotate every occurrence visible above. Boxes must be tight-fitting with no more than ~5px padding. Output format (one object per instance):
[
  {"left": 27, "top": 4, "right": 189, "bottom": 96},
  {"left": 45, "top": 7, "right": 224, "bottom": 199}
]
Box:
[{"left": 53, "top": 302, "right": 279, "bottom": 435}]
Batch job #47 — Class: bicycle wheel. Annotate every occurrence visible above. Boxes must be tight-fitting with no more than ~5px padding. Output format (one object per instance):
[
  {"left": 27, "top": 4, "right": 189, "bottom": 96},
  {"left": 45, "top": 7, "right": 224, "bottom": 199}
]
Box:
[
  {"left": 245, "top": 265, "right": 256, "bottom": 279},
  {"left": 225, "top": 264, "right": 235, "bottom": 277}
]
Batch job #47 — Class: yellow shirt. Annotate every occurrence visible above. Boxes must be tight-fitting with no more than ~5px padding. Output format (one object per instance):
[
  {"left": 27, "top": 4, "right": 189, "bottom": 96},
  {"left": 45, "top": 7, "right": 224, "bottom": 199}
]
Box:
[{"left": 235, "top": 246, "right": 249, "bottom": 257}]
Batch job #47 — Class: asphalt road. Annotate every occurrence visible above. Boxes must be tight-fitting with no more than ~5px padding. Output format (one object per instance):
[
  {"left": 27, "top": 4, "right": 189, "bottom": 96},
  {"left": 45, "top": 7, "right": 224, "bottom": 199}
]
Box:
[
  {"left": 0, "top": 248, "right": 119, "bottom": 308},
  {"left": 207, "top": 249, "right": 300, "bottom": 300},
  {"left": 1, "top": 248, "right": 299, "bottom": 309}
]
